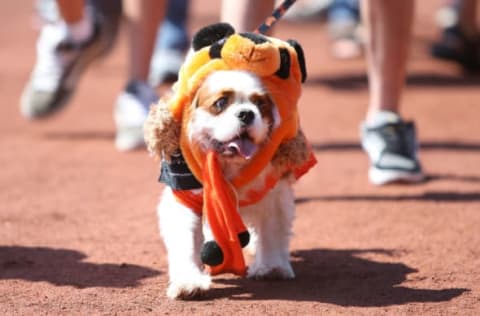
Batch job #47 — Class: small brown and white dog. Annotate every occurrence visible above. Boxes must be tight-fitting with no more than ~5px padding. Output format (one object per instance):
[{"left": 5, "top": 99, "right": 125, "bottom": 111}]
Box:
[
  {"left": 146, "top": 70, "right": 307, "bottom": 299},
  {"left": 144, "top": 22, "right": 314, "bottom": 299}
]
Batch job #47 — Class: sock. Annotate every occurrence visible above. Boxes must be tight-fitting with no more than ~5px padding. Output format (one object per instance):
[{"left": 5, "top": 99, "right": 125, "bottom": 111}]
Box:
[
  {"left": 365, "top": 111, "right": 401, "bottom": 128},
  {"left": 66, "top": 8, "right": 94, "bottom": 44}
]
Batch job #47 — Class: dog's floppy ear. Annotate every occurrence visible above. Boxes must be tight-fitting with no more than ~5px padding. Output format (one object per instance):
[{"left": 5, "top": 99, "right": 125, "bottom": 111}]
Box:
[
  {"left": 192, "top": 22, "right": 235, "bottom": 51},
  {"left": 143, "top": 98, "right": 181, "bottom": 160},
  {"left": 272, "top": 129, "right": 311, "bottom": 171}
]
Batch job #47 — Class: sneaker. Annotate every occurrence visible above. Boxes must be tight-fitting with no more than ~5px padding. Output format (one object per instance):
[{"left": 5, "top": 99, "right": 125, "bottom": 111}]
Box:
[
  {"left": 361, "top": 111, "right": 424, "bottom": 185},
  {"left": 20, "top": 6, "right": 112, "bottom": 119},
  {"left": 149, "top": 49, "right": 185, "bottom": 86},
  {"left": 114, "top": 80, "right": 159, "bottom": 151},
  {"left": 431, "top": 26, "right": 480, "bottom": 73}
]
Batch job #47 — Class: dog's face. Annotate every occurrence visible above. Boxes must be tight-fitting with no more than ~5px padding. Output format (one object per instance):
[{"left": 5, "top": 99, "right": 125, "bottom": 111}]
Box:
[{"left": 188, "top": 70, "right": 279, "bottom": 165}]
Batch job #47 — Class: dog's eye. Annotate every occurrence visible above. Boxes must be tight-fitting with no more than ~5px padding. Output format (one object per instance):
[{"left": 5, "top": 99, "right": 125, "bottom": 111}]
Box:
[
  {"left": 253, "top": 99, "right": 265, "bottom": 107},
  {"left": 251, "top": 96, "right": 268, "bottom": 109},
  {"left": 213, "top": 96, "right": 228, "bottom": 111}
]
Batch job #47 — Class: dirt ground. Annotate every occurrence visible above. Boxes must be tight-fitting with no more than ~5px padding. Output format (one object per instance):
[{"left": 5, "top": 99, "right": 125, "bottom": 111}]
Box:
[{"left": 1, "top": 1, "right": 479, "bottom": 315}]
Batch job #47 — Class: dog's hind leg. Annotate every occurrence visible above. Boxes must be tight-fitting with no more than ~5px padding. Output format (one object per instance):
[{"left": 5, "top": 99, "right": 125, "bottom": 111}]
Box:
[
  {"left": 243, "top": 179, "right": 296, "bottom": 280},
  {"left": 157, "top": 188, "right": 211, "bottom": 299}
]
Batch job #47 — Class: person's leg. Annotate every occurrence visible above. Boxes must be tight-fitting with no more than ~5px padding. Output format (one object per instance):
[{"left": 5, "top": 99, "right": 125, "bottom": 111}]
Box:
[
  {"left": 360, "top": 0, "right": 423, "bottom": 185},
  {"left": 361, "top": 0, "right": 414, "bottom": 121},
  {"left": 56, "top": 0, "right": 95, "bottom": 43},
  {"left": 328, "top": 0, "right": 362, "bottom": 59},
  {"left": 458, "top": 0, "right": 478, "bottom": 38},
  {"left": 432, "top": 0, "right": 480, "bottom": 72},
  {"left": 123, "top": 0, "right": 166, "bottom": 82},
  {"left": 149, "top": 0, "right": 190, "bottom": 86},
  {"left": 156, "top": 0, "right": 190, "bottom": 53},
  {"left": 56, "top": 0, "right": 84, "bottom": 23},
  {"left": 115, "top": 0, "right": 166, "bottom": 151},
  {"left": 220, "top": 0, "right": 274, "bottom": 32}
]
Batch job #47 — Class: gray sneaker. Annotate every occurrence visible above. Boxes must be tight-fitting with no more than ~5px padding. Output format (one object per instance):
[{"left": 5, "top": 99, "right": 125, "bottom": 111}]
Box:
[
  {"left": 114, "top": 80, "right": 159, "bottom": 151},
  {"left": 20, "top": 6, "right": 113, "bottom": 119},
  {"left": 361, "top": 112, "right": 424, "bottom": 185}
]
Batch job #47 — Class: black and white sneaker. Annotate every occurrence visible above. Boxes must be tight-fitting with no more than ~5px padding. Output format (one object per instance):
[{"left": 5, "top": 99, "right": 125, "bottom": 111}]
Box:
[
  {"left": 361, "top": 111, "right": 424, "bottom": 185},
  {"left": 20, "top": 6, "right": 114, "bottom": 119}
]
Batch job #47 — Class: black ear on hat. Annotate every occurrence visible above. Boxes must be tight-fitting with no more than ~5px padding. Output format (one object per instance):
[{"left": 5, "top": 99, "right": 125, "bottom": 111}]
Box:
[
  {"left": 287, "top": 39, "right": 307, "bottom": 83},
  {"left": 275, "top": 48, "right": 291, "bottom": 79},
  {"left": 239, "top": 32, "right": 270, "bottom": 44},
  {"left": 192, "top": 23, "right": 235, "bottom": 51}
]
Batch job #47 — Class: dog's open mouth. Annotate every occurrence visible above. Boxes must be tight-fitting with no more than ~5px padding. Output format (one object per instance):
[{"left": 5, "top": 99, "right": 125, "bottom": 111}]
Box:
[{"left": 214, "top": 132, "right": 258, "bottom": 160}]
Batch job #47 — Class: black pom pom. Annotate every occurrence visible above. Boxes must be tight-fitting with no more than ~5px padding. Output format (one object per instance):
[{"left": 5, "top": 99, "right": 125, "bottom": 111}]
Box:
[
  {"left": 192, "top": 23, "right": 235, "bottom": 51},
  {"left": 200, "top": 240, "right": 224, "bottom": 266},
  {"left": 238, "top": 231, "right": 250, "bottom": 248},
  {"left": 200, "top": 231, "right": 250, "bottom": 267},
  {"left": 275, "top": 48, "right": 291, "bottom": 79}
]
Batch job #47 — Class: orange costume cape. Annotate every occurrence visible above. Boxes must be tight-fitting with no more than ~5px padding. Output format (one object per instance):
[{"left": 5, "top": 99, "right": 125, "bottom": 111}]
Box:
[{"left": 160, "top": 23, "right": 316, "bottom": 276}]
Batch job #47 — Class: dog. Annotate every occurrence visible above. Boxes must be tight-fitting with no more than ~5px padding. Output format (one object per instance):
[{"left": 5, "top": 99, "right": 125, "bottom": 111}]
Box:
[
  {"left": 160, "top": 70, "right": 296, "bottom": 299},
  {"left": 144, "top": 23, "right": 315, "bottom": 300}
]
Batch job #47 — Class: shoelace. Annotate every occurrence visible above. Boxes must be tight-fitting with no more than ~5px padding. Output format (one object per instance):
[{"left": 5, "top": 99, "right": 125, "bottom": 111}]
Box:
[{"left": 376, "top": 122, "right": 412, "bottom": 157}]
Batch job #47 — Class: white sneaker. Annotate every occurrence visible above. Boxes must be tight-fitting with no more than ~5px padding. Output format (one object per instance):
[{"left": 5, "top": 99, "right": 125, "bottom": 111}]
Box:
[
  {"left": 114, "top": 80, "right": 159, "bottom": 151},
  {"left": 20, "top": 7, "right": 111, "bottom": 119}
]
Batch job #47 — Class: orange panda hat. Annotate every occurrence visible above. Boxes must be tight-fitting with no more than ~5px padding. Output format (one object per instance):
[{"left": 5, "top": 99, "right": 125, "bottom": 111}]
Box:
[
  {"left": 171, "top": 24, "right": 307, "bottom": 186},
  {"left": 162, "top": 23, "right": 316, "bottom": 276}
]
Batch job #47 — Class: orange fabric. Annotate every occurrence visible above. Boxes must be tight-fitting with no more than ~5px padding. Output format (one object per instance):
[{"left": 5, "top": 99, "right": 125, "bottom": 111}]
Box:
[
  {"left": 203, "top": 151, "right": 247, "bottom": 276},
  {"left": 172, "top": 152, "right": 317, "bottom": 213},
  {"left": 221, "top": 34, "right": 281, "bottom": 77}
]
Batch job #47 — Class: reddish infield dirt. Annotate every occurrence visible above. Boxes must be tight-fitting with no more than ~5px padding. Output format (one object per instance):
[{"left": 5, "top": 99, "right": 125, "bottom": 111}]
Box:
[{"left": 1, "top": 1, "right": 480, "bottom": 315}]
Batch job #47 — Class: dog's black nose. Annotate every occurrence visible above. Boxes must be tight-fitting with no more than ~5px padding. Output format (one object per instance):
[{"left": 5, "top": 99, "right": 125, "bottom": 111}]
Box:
[{"left": 237, "top": 110, "right": 255, "bottom": 126}]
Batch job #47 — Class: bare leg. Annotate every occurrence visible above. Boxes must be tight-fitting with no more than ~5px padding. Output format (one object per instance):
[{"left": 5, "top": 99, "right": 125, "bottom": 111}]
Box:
[
  {"left": 361, "top": 0, "right": 414, "bottom": 122},
  {"left": 458, "top": 0, "right": 478, "bottom": 38},
  {"left": 56, "top": 0, "right": 84, "bottom": 23},
  {"left": 221, "top": 0, "right": 274, "bottom": 32},
  {"left": 56, "top": 0, "right": 93, "bottom": 43},
  {"left": 123, "top": 0, "right": 166, "bottom": 82}
]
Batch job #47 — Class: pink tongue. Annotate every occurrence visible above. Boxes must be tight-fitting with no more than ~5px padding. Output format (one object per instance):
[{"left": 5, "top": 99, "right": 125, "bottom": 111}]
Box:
[{"left": 227, "top": 138, "right": 257, "bottom": 159}]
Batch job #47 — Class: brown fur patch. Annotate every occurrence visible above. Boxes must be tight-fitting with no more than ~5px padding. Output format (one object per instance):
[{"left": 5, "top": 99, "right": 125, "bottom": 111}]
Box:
[
  {"left": 272, "top": 129, "right": 310, "bottom": 173},
  {"left": 143, "top": 97, "right": 181, "bottom": 161}
]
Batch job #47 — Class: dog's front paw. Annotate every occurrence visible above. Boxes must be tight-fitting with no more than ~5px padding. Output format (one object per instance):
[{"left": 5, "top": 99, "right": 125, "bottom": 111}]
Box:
[
  {"left": 247, "top": 262, "right": 295, "bottom": 280},
  {"left": 167, "top": 273, "right": 212, "bottom": 300}
]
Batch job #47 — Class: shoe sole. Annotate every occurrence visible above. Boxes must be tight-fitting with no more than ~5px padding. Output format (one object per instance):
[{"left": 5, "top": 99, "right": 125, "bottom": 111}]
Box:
[{"left": 369, "top": 167, "right": 424, "bottom": 186}]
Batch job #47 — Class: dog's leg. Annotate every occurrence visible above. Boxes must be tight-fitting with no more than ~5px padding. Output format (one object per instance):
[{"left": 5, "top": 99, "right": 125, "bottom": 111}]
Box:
[
  {"left": 242, "top": 179, "right": 295, "bottom": 280},
  {"left": 157, "top": 188, "right": 211, "bottom": 299}
]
